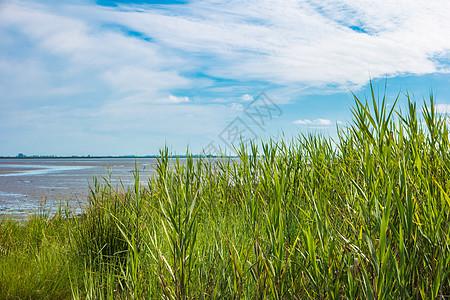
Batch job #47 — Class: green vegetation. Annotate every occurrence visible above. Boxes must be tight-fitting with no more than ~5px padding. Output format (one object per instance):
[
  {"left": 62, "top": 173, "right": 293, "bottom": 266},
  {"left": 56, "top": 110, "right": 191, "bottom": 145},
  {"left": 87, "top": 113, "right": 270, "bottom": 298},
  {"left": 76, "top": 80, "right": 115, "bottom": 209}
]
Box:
[{"left": 1, "top": 86, "right": 449, "bottom": 299}]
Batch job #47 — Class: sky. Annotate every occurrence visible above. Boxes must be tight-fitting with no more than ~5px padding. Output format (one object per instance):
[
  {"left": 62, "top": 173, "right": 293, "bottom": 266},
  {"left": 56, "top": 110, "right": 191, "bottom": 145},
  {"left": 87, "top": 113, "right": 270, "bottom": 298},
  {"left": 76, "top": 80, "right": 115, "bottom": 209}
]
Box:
[{"left": 1, "top": 0, "right": 450, "bottom": 156}]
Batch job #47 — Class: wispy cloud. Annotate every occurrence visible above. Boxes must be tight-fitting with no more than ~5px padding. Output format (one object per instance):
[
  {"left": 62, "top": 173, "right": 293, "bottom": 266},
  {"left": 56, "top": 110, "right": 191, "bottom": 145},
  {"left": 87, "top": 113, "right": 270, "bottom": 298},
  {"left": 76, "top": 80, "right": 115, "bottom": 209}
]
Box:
[
  {"left": 1, "top": 0, "right": 450, "bottom": 155},
  {"left": 435, "top": 104, "right": 450, "bottom": 114},
  {"left": 89, "top": 0, "right": 450, "bottom": 88},
  {"left": 0, "top": 1, "right": 192, "bottom": 107},
  {"left": 164, "top": 95, "right": 190, "bottom": 104},
  {"left": 240, "top": 94, "right": 254, "bottom": 102},
  {"left": 293, "top": 119, "right": 333, "bottom": 125},
  {"left": 230, "top": 103, "right": 244, "bottom": 111},
  {"left": 3, "top": 0, "right": 449, "bottom": 98}
]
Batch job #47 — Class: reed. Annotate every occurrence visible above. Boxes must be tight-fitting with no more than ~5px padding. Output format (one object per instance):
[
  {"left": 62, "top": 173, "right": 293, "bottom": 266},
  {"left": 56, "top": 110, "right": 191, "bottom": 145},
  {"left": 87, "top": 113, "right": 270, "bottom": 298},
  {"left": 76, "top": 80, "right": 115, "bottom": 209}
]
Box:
[{"left": 0, "top": 84, "right": 449, "bottom": 299}]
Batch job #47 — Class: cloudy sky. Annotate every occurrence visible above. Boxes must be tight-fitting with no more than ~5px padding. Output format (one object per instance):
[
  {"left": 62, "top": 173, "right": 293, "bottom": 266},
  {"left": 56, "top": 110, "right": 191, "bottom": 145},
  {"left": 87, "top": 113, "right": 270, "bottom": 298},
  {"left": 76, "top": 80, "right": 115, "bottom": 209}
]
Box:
[{"left": 1, "top": 0, "right": 450, "bottom": 156}]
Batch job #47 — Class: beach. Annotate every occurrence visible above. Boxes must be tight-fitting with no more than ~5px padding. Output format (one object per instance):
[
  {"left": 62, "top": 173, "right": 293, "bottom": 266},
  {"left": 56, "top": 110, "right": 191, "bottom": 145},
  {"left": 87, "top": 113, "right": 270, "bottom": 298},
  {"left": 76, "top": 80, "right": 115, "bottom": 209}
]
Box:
[{"left": 0, "top": 158, "right": 157, "bottom": 217}]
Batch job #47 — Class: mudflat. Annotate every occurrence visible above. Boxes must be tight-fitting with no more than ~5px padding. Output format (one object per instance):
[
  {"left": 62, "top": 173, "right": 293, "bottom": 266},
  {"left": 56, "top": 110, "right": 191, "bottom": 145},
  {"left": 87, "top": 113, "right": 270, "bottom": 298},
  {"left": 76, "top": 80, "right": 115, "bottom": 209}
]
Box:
[
  {"left": 0, "top": 158, "right": 158, "bottom": 218},
  {"left": 0, "top": 167, "right": 45, "bottom": 175}
]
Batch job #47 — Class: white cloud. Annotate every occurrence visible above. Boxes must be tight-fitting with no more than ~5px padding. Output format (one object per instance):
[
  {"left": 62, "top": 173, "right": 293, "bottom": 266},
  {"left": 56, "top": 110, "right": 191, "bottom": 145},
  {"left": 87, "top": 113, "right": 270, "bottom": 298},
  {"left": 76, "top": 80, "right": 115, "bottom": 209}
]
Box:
[
  {"left": 165, "top": 95, "right": 190, "bottom": 104},
  {"left": 2, "top": 0, "right": 450, "bottom": 101},
  {"left": 0, "top": 1, "right": 192, "bottom": 107},
  {"left": 293, "top": 118, "right": 333, "bottom": 125},
  {"left": 241, "top": 94, "right": 254, "bottom": 102},
  {"left": 230, "top": 102, "right": 244, "bottom": 111},
  {"left": 1, "top": 0, "right": 450, "bottom": 155},
  {"left": 435, "top": 104, "right": 450, "bottom": 114},
  {"left": 89, "top": 0, "right": 450, "bottom": 88}
]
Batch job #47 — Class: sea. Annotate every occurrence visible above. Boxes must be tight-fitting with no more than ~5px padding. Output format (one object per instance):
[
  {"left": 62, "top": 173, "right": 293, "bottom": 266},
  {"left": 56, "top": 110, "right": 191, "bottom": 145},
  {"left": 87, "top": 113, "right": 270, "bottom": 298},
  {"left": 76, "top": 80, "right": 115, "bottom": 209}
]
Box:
[{"left": 0, "top": 158, "right": 158, "bottom": 219}]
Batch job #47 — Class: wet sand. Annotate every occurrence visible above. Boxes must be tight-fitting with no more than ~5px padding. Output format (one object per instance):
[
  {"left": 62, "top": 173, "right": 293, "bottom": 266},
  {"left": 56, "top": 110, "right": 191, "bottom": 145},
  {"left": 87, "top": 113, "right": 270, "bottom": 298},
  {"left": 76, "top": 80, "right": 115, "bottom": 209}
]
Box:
[
  {"left": 0, "top": 167, "right": 46, "bottom": 175},
  {"left": 0, "top": 158, "right": 158, "bottom": 218}
]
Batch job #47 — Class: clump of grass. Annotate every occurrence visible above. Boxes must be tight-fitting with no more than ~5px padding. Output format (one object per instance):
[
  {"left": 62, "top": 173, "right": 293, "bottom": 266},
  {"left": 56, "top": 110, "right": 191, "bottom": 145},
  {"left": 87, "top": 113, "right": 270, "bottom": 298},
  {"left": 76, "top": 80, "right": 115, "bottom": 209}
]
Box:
[
  {"left": 1, "top": 83, "right": 449, "bottom": 299},
  {"left": 0, "top": 213, "right": 72, "bottom": 299}
]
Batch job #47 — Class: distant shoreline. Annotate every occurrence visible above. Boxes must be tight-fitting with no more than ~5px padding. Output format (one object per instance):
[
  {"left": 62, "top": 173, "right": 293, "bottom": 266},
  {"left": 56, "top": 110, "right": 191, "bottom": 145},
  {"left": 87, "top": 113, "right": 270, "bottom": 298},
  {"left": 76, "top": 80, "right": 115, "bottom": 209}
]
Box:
[
  {"left": 0, "top": 155, "right": 231, "bottom": 159},
  {"left": 0, "top": 156, "right": 160, "bottom": 159}
]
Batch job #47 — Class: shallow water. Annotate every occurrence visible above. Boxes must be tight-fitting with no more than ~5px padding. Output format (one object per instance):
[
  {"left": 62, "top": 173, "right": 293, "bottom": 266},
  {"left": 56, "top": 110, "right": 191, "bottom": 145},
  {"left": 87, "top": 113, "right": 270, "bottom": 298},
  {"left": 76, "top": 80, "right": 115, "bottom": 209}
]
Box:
[{"left": 0, "top": 158, "right": 158, "bottom": 218}]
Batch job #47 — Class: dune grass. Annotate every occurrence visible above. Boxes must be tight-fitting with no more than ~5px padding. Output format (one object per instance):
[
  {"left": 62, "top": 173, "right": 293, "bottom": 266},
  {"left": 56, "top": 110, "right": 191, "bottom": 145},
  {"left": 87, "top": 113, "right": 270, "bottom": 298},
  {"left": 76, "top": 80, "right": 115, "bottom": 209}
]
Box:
[{"left": 1, "top": 86, "right": 449, "bottom": 299}]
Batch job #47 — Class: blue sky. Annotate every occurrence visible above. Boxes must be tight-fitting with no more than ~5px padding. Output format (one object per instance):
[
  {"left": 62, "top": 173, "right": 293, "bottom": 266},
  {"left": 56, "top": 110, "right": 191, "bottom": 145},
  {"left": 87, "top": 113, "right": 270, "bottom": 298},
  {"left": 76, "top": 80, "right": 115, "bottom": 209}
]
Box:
[{"left": 1, "top": 0, "right": 450, "bottom": 156}]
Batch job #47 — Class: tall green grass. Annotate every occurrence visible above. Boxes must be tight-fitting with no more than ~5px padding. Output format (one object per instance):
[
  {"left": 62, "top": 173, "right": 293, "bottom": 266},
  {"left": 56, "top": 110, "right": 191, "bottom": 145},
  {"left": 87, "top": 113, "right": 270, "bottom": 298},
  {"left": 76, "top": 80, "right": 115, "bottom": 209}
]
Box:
[{"left": 0, "top": 86, "right": 449, "bottom": 299}]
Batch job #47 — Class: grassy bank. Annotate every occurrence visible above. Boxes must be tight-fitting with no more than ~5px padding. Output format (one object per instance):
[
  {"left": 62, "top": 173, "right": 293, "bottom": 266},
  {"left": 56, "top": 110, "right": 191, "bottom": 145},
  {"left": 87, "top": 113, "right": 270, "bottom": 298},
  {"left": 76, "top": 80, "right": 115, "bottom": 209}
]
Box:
[{"left": 1, "top": 87, "right": 449, "bottom": 299}]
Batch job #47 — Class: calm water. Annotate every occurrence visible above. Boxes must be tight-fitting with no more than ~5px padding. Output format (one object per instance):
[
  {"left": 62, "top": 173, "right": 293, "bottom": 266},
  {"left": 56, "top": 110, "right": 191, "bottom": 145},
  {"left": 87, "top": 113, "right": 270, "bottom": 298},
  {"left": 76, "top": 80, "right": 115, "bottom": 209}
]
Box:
[{"left": 0, "top": 158, "right": 158, "bottom": 218}]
